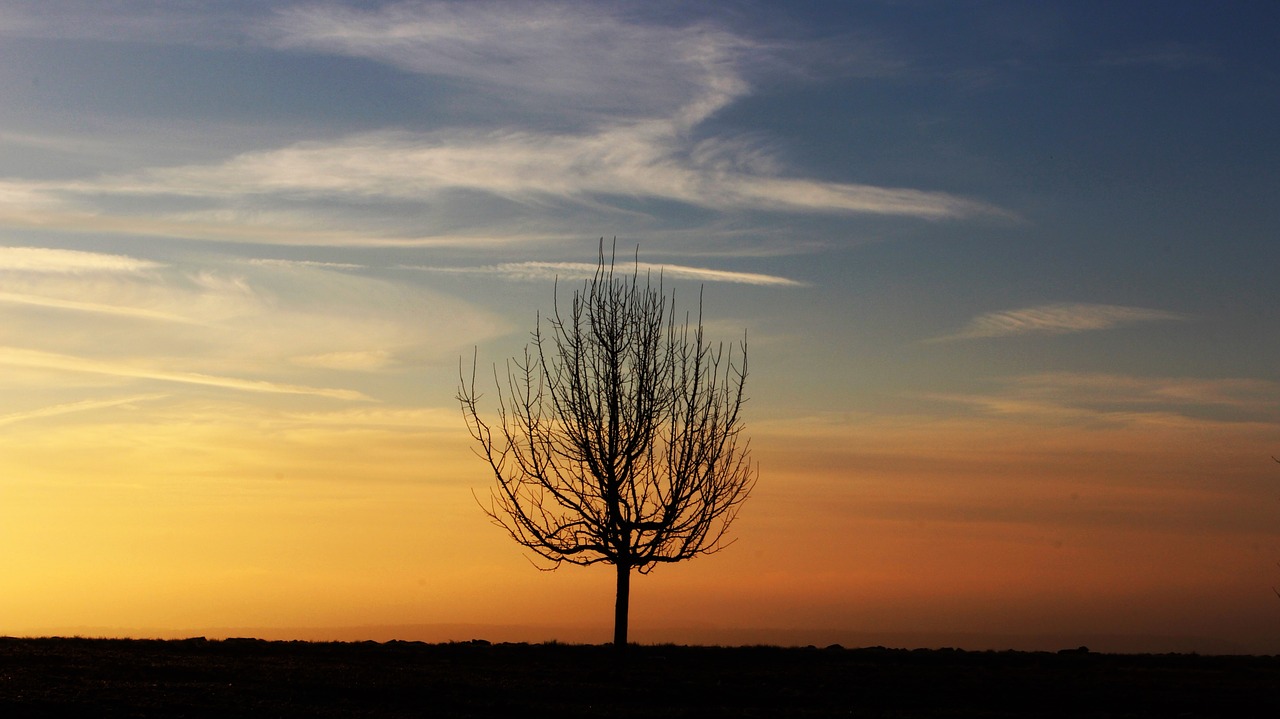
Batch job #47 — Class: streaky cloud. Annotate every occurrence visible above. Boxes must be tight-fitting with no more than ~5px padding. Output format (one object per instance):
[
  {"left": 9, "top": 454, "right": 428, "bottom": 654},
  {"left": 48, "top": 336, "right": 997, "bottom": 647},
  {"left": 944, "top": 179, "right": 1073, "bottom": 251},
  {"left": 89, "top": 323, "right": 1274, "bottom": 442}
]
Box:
[
  {"left": 75, "top": 129, "right": 997, "bottom": 220},
  {"left": 410, "top": 260, "right": 806, "bottom": 287},
  {"left": 919, "top": 372, "right": 1280, "bottom": 425},
  {"left": 280, "top": 406, "right": 462, "bottom": 431},
  {"left": 290, "top": 350, "right": 393, "bottom": 371},
  {"left": 0, "top": 2, "right": 1007, "bottom": 252},
  {"left": 929, "top": 303, "right": 1186, "bottom": 342},
  {"left": 0, "top": 0, "right": 254, "bottom": 46},
  {"left": 0, "top": 203, "right": 541, "bottom": 248},
  {"left": 0, "top": 246, "right": 161, "bottom": 274},
  {"left": 0, "top": 291, "right": 198, "bottom": 323},
  {"left": 0, "top": 393, "right": 169, "bottom": 427},
  {"left": 260, "top": 1, "right": 750, "bottom": 126},
  {"left": 248, "top": 259, "right": 367, "bottom": 271},
  {"left": 0, "top": 347, "right": 371, "bottom": 401},
  {"left": 0, "top": 4, "right": 1008, "bottom": 248},
  {"left": 1100, "top": 43, "right": 1220, "bottom": 70},
  {"left": 1010, "top": 373, "right": 1280, "bottom": 412}
]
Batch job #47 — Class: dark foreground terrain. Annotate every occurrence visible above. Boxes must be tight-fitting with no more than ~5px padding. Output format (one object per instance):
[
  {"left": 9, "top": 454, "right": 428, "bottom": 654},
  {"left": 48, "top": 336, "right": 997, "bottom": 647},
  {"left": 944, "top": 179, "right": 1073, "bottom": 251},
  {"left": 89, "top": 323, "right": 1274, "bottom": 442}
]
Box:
[{"left": 1, "top": 637, "right": 1277, "bottom": 718}]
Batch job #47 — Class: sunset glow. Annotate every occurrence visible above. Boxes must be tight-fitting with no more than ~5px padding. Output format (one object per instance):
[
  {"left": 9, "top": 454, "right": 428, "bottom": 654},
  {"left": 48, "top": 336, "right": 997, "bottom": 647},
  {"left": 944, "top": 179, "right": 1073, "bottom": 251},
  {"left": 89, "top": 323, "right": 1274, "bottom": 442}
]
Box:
[{"left": 0, "top": 1, "right": 1277, "bottom": 653}]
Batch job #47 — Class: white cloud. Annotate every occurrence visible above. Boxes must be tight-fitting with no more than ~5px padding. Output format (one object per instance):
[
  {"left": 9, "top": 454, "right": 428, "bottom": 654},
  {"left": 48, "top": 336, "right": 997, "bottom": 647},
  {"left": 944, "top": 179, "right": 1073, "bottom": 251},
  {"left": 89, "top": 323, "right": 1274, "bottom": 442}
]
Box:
[
  {"left": 0, "top": 254, "right": 509, "bottom": 399},
  {"left": 280, "top": 405, "right": 462, "bottom": 431},
  {"left": 0, "top": 247, "right": 199, "bottom": 324},
  {"left": 0, "top": 290, "right": 195, "bottom": 323},
  {"left": 15, "top": 126, "right": 997, "bottom": 230},
  {"left": 413, "top": 260, "right": 805, "bottom": 287},
  {"left": 0, "top": 200, "right": 532, "bottom": 247},
  {"left": 247, "top": 259, "right": 366, "bottom": 271},
  {"left": 0, "top": 0, "right": 250, "bottom": 45},
  {"left": 291, "top": 350, "right": 393, "bottom": 371},
  {"left": 211, "top": 263, "right": 510, "bottom": 369},
  {"left": 0, "top": 2, "right": 1006, "bottom": 249},
  {"left": 920, "top": 372, "right": 1280, "bottom": 425},
  {"left": 0, "top": 246, "right": 161, "bottom": 274},
  {"left": 1010, "top": 373, "right": 1280, "bottom": 412},
  {"left": 0, "top": 393, "right": 169, "bottom": 426},
  {"left": 0, "top": 181, "right": 67, "bottom": 209},
  {"left": 0, "top": 347, "right": 371, "bottom": 401},
  {"left": 930, "top": 303, "right": 1186, "bottom": 342},
  {"left": 1101, "top": 43, "right": 1220, "bottom": 70},
  {"left": 260, "top": 1, "right": 749, "bottom": 126}
]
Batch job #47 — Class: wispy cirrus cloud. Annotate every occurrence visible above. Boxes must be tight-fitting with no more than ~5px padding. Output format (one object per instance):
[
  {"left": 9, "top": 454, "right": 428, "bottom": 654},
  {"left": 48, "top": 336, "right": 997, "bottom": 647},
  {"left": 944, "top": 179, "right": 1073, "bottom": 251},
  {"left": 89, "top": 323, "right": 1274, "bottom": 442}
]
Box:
[
  {"left": 410, "top": 260, "right": 805, "bottom": 287},
  {"left": 1100, "top": 43, "right": 1220, "bottom": 70},
  {"left": 0, "top": 196, "right": 541, "bottom": 248},
  {"left": 921, "top": 372, "right": 1280, "bottom": 425},
  {"left": 0, "top": 393, "right": 169, "bottom": 427},
  {"left": 0, "top": 254, "right": 509, "bottom": 393},
  {"left": 260, "top": 1, "right": 751, "bottom": 127},
  {"left": 0, "top": 130, "right": 1000, "bottom": 249},
  {"left": 929, "top": 303, "right": 1187, "bottom": 342},
  {"left": 1009, "top": 373, "right": 1280, "bottom": 412},
  {"left": 0, "top": 291, "right": 196, "bottom": 323},
  {"left": 290, "top": 349, "right": 393, "bottom": 371},
  {"left": 279, "top": 405, "right": 462, "bottom": 431},
  {"left": 32, "top": 125, "right": 999, "bottom": 218},
  {"left": 0, "top": 347, "right": 371, "bottom": 401},
  {"left": 247, "top": 259, "right": 366, "bottom": 271},
  {"left": 0, "top": 246, "right": 161, "bottom": 274},
  {"left": 0, "top": 247, "right": 194, "bottom": 321},
  {"left": 0, "top": 1, "right": 228, "bottom": 43},
  {"left": 0, "top": 2, "right": 1004, "bottom": 250},
  {"left": 236, "top": 0, "right": 1014, "bottom": 225}
]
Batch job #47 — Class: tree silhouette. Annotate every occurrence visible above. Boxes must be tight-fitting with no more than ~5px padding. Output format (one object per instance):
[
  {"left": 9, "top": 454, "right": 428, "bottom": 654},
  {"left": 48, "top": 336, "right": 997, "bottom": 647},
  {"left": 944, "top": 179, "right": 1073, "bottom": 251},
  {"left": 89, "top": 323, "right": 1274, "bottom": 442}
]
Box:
[{"left": 458, "top": 243, "right": 756, "bottom": 646}]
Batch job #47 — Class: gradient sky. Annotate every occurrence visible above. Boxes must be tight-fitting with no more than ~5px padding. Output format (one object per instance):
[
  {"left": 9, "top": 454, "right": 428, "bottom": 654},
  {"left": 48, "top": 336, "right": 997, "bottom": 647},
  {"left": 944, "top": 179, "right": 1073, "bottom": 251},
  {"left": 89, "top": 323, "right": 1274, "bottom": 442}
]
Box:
[{"left": 1, "top": 0, "right": 1278, "bottom": 653}]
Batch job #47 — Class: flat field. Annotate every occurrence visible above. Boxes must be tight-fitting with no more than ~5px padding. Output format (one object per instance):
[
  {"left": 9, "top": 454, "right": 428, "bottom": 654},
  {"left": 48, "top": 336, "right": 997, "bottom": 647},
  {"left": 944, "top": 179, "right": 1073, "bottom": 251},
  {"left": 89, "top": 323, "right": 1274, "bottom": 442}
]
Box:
[{"left": 0, "top": 637, "right": 1276, "bottom": 717}]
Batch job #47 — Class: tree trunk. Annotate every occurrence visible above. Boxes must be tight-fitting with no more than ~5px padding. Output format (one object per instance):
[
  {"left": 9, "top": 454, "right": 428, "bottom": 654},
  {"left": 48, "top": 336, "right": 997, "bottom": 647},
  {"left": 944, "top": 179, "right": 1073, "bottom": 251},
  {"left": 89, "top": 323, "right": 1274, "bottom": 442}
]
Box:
[{"left": 613, "top": 561, "right": 631, "bottom": 647}]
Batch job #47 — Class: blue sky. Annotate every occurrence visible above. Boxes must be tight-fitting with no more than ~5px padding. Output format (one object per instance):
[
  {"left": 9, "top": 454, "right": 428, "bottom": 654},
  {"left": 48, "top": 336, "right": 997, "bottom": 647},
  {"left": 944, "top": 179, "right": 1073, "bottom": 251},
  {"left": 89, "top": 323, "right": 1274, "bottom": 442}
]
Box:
[{"left": 1, "top": 1, "right": 1278, "bottom": 650}]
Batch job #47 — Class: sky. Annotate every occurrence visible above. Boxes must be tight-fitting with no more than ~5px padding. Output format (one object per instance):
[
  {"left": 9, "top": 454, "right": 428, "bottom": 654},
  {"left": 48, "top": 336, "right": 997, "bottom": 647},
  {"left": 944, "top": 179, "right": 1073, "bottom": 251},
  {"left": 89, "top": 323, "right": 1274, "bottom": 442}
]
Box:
[{"left": 0, "top": 0, "right": 1278, "bottom": 653}]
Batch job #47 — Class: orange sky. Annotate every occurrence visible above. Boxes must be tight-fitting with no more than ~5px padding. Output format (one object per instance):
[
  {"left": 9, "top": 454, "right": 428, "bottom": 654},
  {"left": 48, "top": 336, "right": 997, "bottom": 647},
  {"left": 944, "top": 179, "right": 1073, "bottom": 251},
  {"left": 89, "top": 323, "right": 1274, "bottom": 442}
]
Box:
[
  {"left": 2, "top": 394, "right": 1276, "bottom": 652},
  {"left": 1, "top": 1, "right": 1278, "bottom": 654}
]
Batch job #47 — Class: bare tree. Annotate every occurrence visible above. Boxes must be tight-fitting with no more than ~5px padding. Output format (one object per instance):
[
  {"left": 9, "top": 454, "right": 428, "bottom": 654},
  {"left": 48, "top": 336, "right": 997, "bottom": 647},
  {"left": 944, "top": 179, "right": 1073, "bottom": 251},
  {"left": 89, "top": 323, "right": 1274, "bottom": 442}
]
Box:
[{"left": 458, "top": 244, "right": 756, "bottom": 646}]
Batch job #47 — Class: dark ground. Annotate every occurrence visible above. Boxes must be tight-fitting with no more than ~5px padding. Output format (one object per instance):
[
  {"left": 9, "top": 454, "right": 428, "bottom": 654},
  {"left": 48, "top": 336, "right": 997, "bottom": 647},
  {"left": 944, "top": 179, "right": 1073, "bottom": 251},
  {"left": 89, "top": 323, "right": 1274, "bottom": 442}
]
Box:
[{"left": 0, "top": 637, "right": 1277, "bottom": 717}]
